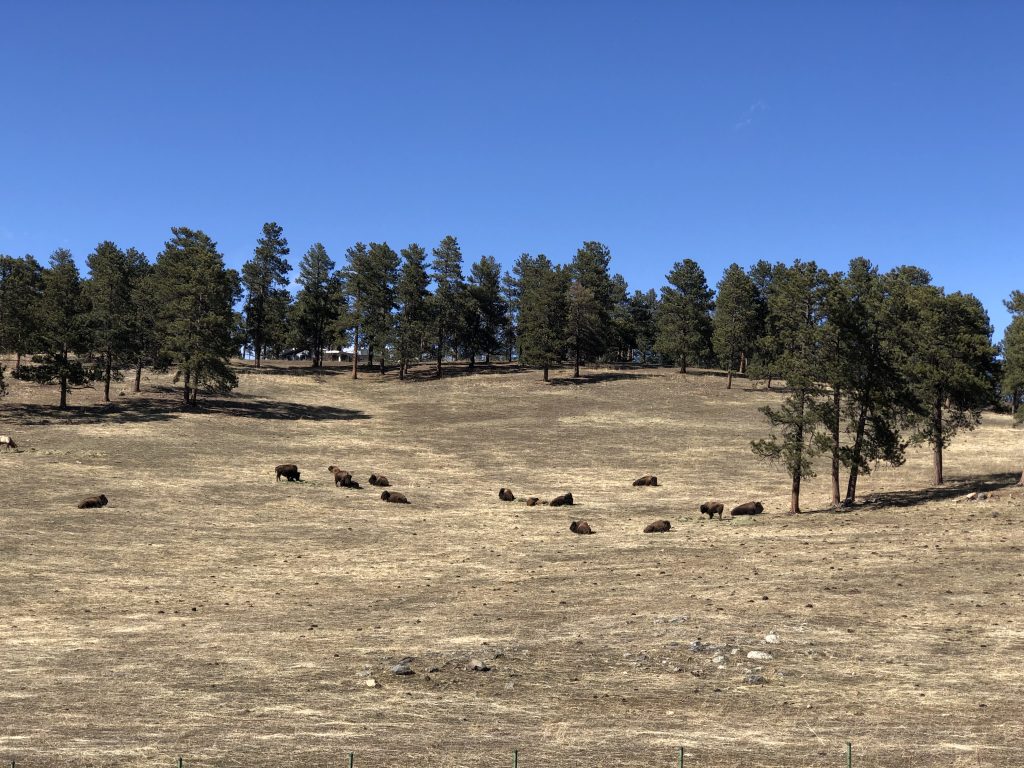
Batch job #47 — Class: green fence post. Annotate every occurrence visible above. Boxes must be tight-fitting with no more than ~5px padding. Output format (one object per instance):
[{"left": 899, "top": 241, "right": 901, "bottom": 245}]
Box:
[
  {"left": 846, "top": 741, "right": 852, "bottom": 768},
  {"left": 678, "top": 746, "right": 684, "bottom": 768},
  {"left": 178, "top": 756, "right": 183, "bottom": 768},
  {"left": 349, "top": 751, "right": 354, "bottom": 768},
  {"left": 513, "top": 749, "right": 518, "bottom": 768}
]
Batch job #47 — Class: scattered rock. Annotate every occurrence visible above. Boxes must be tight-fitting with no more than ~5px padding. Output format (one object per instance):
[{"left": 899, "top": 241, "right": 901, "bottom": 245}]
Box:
[
  {"left": 712, "top": 655, "right": 726, "bottom": 664},
  {"left": 391, "top": 663, "right": 414, "bottom": 676},
  {"left": 364, "top": 678, "right": 379, "bottom": 688},
  {"left": 468, "top": 658, "right": 491, "bottom": 672},
  {"left": 747, "top": 650, "right": 774, "bottom": 661},
  {"left": 744, "top": 673, "right": 767, "bottom": 685},
  {"left": 764, "top": 633, "right": 780, "bottom": 644},
  {"left": 689, "top": 640, "right": 712, "bottom": 653}
]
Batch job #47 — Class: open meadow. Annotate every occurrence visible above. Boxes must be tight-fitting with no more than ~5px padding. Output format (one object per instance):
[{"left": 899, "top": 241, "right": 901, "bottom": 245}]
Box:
[{"left": 1, "top": 361, "right": 1022, "bottom": 768}]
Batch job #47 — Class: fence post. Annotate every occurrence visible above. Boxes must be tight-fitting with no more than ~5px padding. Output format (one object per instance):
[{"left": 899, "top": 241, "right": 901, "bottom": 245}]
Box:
[
  {"left": 178, "top": 756, "right": 183, "bottom": 768},
  {"left": 348, "top": 752, "right": 354, "bottom": 768},
  {"left": 678, "top": 746, "right": 684, "bottom": 768},
  {"left": 513, "top": 749, "right": 518, "bottom": 768},
  {"left": 846, "top": 741, "right": 852, "bottom": 768}
]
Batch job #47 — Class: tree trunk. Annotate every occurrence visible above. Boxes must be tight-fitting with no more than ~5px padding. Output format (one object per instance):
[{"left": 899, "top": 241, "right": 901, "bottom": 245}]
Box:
[
  {"left": 468, "top": 350, "right": 475, "bottom": 370},
  {"left": 59, "top": 347, "right": 68, "bottom": 409},
  {"left": 1017, "top": 465, "right": 1023, "bottom": 486},
  {"left": 15, "top": 352, "right": 21, "bottom": 376},
  {"left": 134, "top": 362, "right": 143, "bottom": 393},
  {"left": 933, "top": 396, "right": 944, "bottom": 485},
  {"left": 368, "top": 344, "right": 374, "bottom": 369},
  {"left": 679, "top": 360, "right": 686, "bottom": 374},
  {"left": 398, "top": 359, "right": 405, "bottom": 380},
  {"left": 830, "top": 387, "right": 841, "bottom": 506},
  {"left": 767, "top": 375, "right": 773, "bottom": 390},
  {"left": 103, "top": 350, "right": 112, "bottom": 402},
  {"left": 739, "top": 351, "right": 746, "bottom": 375},
  {"left": 574, "top": 344, "right": 581, "bottom": 378},
  {"left": 791, "top": 473, "right": 801, "bottom": 515},
  {"left": 183, "top": 369, "right": 191, "bottom": 407},
  {"left": 380, "top": 358, "right": 386, "bottom": 376},
  {"left": 845, "top": 404, "right": 869, "bottom": 504},
  {"left": 726, "top": 369, "right": 733, "bottom": 389},
  {"left": 790, "top": 396, "right": 805, "bottom": 513},
  {"left": 352, "top": 326, "right": 359, "bottom": 380},
  {"left": 543, "top": 365, "right": 549, "bottom": 382},
  {"left": 436, "top": 331, "right": 443, "bottom": 378},
  {"left": 255, "top": 331, "right": 262, "bottom": 368}
]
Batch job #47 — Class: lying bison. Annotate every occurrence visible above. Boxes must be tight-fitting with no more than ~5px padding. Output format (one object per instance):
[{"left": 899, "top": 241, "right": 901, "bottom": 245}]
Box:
[
  {"left": 632, "top": 475, "right": 658, "bottom": 486},
  {"left": 569, "top": 520, "right": 593, "bottom": 534},
  {"left": 731, "top": 501, "right": 764, "bottom": 516},
  {"left": 549, "top": 492, "right": 574, "bottom": 507},
  {"left": 700, "top": 501, "right": 724, "bottom": 519},
  {"left": 643, "top": 520, "right": 671, "bottom": 533},
  {"left": 498, "top": 487, "right": 515, "bottom": 501},
  {"left": 275, "top": 464, "right": 301, "bottom": 482},
  {"left": 381, "top": 490, "right": 409, "bottom": 504},
  {"left": 328, "top": 466, "right": 360, "bottom": 488},
  {"left": 368, "top": 474, "right": 390, "bottom": 487},
  {"left": 525, "top": 497, "right": 541, "bottom": 507},
  {"left": 77, "top": 494, "right": 108, "bottom": 509}
]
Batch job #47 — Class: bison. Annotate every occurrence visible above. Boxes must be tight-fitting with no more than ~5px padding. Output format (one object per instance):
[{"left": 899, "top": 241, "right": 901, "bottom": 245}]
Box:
[
  {"left": 0, "top": 435, "right": 17, "bottom": 452},
  {"left": 276, "top": 464, "right": 301, "bottom": 482},
  {"left": 77, "top": 494, "right": 108, "bottom": 509},
  {"left": 498, "top": 487, "right": 515, "bottom": 501},
  {"left": 369, "top": 474, "right": 390, "bottom": 487},
  {"left": 632, "top": 475, "right": 658, "bottom": 486},
  {"left": 525, "top": 497, "right": 541, "bottom": 507},
  {"left": 731, "top": 501, "right": 764, "bottom": 516},
  {"left": 381, "top": 490, "right": 409, "bottom": 504},
  {"left": 549, "top": 492, "right": 574, "bottom": 507},
  {"left": 328, "top": 466, "right": 360, "bottom": 488},
  {"left": 700, "top": 501, "right": 724, "bottom": 519},
  {"left": 643, "top": 520, "right": 671, "bottom": 533},
  {"left": 569, "top": 520, "right": 593, "bottom": 534}
]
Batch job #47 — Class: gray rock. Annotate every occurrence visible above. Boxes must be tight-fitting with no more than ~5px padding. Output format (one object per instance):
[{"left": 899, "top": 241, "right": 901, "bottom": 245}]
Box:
[
  {"left": 747, "top": 650, "right": 774, "bottom": 661},
  {"left": 744, "top": 673, "right": 767, "bottom": 685},
  {"left": 468, "top": 658, "right": 491, "bottom": 672},
  {"left": 391, "top": 663, "right": 414, "bottom": 675}
]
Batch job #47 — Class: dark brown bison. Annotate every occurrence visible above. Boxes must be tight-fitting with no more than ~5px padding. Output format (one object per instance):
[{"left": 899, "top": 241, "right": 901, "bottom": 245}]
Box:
[
  {"left": 731, "top": 501, "right": 764, "bottom": 516},
  {"left": 700, "top": 501, "right": 724, "bottom": 519},
  {"left": 498, "top": 488, "right": 515, "bottom": 501},
  {"left": 77, "top": 494, "right": 108, "bottom": 509},
  {"left": 368, "top": 474, "right": 390, "bottom": 487},
  {"left": 632, "top": 475, "right": 658, "bottom": 486},
  {"left": 569, "top": 520, "right": 593, "bottom": 534},
  {"left": 525, "top": 497, "right": 540, "bottom": 506},
  {"left": 276, "top": 464, "right": 301, "bottom": 482},
  {"left": 381, "top": 490, "right": 409, "bottom": 504},
  {"left": 643, "top": 520, "right": 671, "bottom": 533},
  {"left": 328, "top": 466, "right": 360, "bottom": 488},
  {"left": 549, "top": 492, "right": 574, "bottom": 507}
]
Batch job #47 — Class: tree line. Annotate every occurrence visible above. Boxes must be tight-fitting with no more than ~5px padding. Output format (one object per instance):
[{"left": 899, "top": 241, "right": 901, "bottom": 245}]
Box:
[{"left": 1, "top": 224, "right": 1020, "bottom": 511}]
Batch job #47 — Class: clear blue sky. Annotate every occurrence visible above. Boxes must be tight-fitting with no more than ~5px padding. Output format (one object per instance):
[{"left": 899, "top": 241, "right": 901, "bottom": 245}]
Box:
[{"left": 2, "top": 1, "right": 1021, "bottom": 336}]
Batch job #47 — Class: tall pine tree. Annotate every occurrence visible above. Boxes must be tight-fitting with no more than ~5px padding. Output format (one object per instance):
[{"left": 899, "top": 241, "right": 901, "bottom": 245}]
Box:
[
  {"left": 241, "top": 222, "right": 291, "bottom": 368},
  {"left": 655, "top": 259, "right": 714, "bottom": 373},
  {"left": 430, "top": 235, "right": 466, "bottom": 378},
  {"left": 292, "top": 243, "right": 338, "bottom": 368},
  {"left": 395, "top": 243, "right": 431, "bottom": 379},
  {"left": 712, "top": 264, "right": 759, "bottom": 389},
  {"left": 0, "top": 254, "right": 45, "bottom": 375}
]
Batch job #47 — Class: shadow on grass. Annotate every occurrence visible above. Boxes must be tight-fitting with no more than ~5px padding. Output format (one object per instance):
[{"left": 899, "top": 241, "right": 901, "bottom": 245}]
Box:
[
  {"left": 1, "top": 390, "right": 369, "bottom": 425},
  {"left": 548, "top": 371, "right": 658, "bottom": 386},
  {"left": 800, "top": 472, "right": 1021, "bottom": 514}
]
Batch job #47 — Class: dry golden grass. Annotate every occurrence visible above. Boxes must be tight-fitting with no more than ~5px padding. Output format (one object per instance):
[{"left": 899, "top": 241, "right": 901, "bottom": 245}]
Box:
[{"left": 1, "top": 360, "right": 1022, "bottom": 767}]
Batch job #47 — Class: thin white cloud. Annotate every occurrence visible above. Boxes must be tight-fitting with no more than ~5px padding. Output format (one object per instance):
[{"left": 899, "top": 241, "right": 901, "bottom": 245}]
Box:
[{"left": 734, "top": 100, "right": 768, "bottom": 130}]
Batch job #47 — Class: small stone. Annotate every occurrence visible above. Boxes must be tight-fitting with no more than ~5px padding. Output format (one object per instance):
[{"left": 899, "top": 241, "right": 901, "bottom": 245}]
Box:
[
  {"left": 744, "top": 673, "right": 767, "bottom": 685},
  {"left": 747, "top": 651, "right": 774, "bottom": 661},
  {"left": 468, "top": 658, "right": 491, "bottom": 672},
  {"left": 365, "top": 678, "right": 379, "bottom": 688},
  {"left": 427, "top": 666, "right": 440, "bottom": 673},
  {"left": 764, "top": 633, "right": 780, "bottom": 644},
  {"left": 391, "top": 663, "right": 414, "bottom": 676},
  {"left": 712, "top": 655, "right": 726, "bottom": 664}
]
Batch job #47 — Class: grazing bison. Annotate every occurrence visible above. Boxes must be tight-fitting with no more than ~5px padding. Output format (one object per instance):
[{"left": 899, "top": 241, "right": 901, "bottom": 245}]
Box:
[
  {"left": 700, "top": 501, "right": 724, "bottom": 519},
  {"left": 77, "top": 494, "right": 108, "bottom": 509},
  {"left": 369, "top": 474, "right": 390, "bottom": 487},
  {"left": 0, "top": 435, "right": 16, "bottom": 452},
  {"left": 731, "top": 501, "right": 764, "bottom": 516},
  {"left": 275, "top": 464, "right": 301, "bottom": 482},
  {"left": 525, "top": 497, "right": 541, "bottom": 506},
  {"left": 381, "top": 490, "right": 409, "bottom": 504},
  {"left": 643, "top": 520, "right": 671, "bottom": 533},
  {"left": 569, "top": 520, "right": 593, "bottom": 534},
  {"left": 549, "top": 492, "right": 574, "bottom": 507},
  {"left": 632, "top": 475, "right": 658, "bottom": 486},
  {"left": 328, "top": 466, "right": 360, "bottom": 488},
  {"left": 498, "top": 487, "right": 515, "bottom": 501}
]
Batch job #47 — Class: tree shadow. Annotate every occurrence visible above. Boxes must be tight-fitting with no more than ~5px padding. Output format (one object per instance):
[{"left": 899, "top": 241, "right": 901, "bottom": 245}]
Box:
[
  {"left": 800, "top": 472, "right": 1021, "bottom": 514},
  {"left": 548, "top": 371, "right": 657, "bottom": 386},
  {"left": 196, "top": 396, "right": 369, "bottom": 421},
  {"left": 236, "top": 364, "right": 347, "bottom": 377}
]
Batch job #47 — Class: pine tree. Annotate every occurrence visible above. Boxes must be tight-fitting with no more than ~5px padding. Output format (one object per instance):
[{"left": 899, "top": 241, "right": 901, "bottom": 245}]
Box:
[
  {"left": 655, "top": 259, "right": 714, "bottom": 373},
  {"left": 0, "top": 254, "right": 45, "bottom": 375},
  {"left": 126, "top": 252, "right": 162, "bottom": 393},
  {"left": 153, "top": 228, "right": 241, "bottom": 406},
  {"left": 340, "top": 242, "right": 372, "bottom": 379},
  {"left": 747, "top": 260, "right": 784, "bottom": 386},
  {"left": 751, "top": 261, "right": 831, "bottom": 513},
  {"left": 712, "top": 264, "right": 759, "bottom": 389},
  {"left": 430, "top": 235, "right": 466, "bottom": 378},
  {"left": 465, "top": 255, "right": 507, "bottom": 365},
  {"left": 292, "top": 243, "right": 338, "bottom": 368},
  {"left": 1001, "top": 290, "right": 1024, "bottom": 424},
  {"left": 565, "top": 279, "right": 602, "bottom": 378},
  {"left": 241, "top": 222, "right": 291, "bottom": 368},
  {"left": 570, "top": 241, "right": 614, "bottom": 362},
  {"left": 627, "top": 289, "right": 658, "bottom": 364},
  {"left": 85, "top": 241, "right": 135, "bottom": 401},
  {"left": 395, "top": 243, "right": 431, "bottom": 379},
  {"left": 903, "top": 286, "right": 998, "bottom": 484},
  {"left": 30, "top": 249, "right": 93, "bottom": 408},
  {"left": 364, "top": 242, "right": 400, "bottom": 374},
  {"left": 518, "top": 256, "right": 567, "bottom": 381}
]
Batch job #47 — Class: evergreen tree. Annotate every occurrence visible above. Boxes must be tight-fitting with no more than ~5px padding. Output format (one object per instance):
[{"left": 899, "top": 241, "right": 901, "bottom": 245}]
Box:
[
  {"left": 364, "top": 242, "right": 400, "bottom": 373},
  {"left": 340, "top": 242, "right": 372, "bottom": 379},
  {"left": 570, "top": 241, "right": 614, "bottom": 361},
  {"left": 655, "top": 259, "right": 714, "bottom": 373},
  {"left": 85, "top": 241, "right": 135, "bottom": 401},
  {"left": 506, "top": 253, "right": 534, "bottom": 363},
  {"left": 30, "top": 249, "right": 93, "bottom": 408},
  {"left": 607, "top": 273, "right": 633, "bottom": 362},
  {"left": 292, "top": 243, "right": 338, "bottom": 368},
  {"left": 903, "top": 286, "right": 998, "bottom": 484},
  {"left": 0, "top": 254, "right": 45, "bottom": 375},
  {"left": 241, "top": 222, "right": 291, "bottom": 367},
  {"left": 395, "top": 243, "right": 431, "bottom": 379},
  {"left": 1001, "top": 290, "right": 1024, "bottom": 423},
  {"left": 712, "top": 264, "right": 760, "bottom": 389},
  {"left": 430, "top": 235, "right": 466, "bottom": 378},
  {"left": 747, "top": 260, "right": 783, "bottom": 385},
  {"left": 751, "top": 261, "right": 831, "bottom": 513},
  {"left": 465, "top": 255, "right": 507, "bottom": 365},
  {"left": 518, "top": 256, "right": 567, "bottom": 381},
  {"left": 153, "top": 228, "right": 241, "bottom": 406},
  {"left": 627, "top": 289, "right": 658, "bottom": 364},
  {"left": 126, "top": 252, "right": 160, "bottom": 393},
  {"left": 565, "top": 279, "right": 602, "bottom": 378}
]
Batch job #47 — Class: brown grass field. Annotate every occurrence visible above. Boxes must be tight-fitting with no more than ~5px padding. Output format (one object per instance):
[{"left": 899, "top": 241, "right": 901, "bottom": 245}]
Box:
[{"left": 1, "top": 360, "right": 1022, "bottom": 767}]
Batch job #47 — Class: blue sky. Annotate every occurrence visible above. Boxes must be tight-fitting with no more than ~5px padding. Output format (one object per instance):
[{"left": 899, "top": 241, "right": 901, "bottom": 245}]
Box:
[{"left": 2, "top": 1, "right": 1021, "bottom": 337}]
